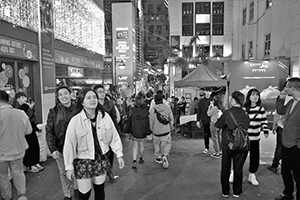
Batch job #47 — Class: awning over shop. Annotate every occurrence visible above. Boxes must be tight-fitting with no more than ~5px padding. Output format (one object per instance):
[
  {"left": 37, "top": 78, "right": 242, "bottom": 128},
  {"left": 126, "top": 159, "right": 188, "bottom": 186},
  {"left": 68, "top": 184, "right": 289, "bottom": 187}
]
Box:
[{"left": 174, "top": 64, "right": 227, "bottom": 88}]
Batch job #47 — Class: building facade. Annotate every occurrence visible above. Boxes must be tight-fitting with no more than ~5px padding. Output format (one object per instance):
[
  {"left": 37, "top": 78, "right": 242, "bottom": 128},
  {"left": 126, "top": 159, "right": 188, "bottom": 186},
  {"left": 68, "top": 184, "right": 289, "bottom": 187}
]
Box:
[
  {"left": 0, "top": 0, "right": 105, "bottom": 122},
  {"left": 232, "top": 0, "right": 300, "bottom": 76},
  {"left": 169, "top": 0, "right": 233, "bottom": 60},
  {"left": 143, "top": 0, "right": 169, "bottom": 67}
]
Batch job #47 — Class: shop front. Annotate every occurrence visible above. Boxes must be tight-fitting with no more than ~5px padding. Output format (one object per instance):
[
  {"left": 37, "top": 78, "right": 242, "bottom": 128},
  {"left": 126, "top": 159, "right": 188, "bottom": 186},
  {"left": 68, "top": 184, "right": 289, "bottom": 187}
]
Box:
[
  {"left": 0, "top": 29, "right": 40, "bottom": 111},
  {"left": 54, "top": 40, "right": 104, "bottom": 95}
]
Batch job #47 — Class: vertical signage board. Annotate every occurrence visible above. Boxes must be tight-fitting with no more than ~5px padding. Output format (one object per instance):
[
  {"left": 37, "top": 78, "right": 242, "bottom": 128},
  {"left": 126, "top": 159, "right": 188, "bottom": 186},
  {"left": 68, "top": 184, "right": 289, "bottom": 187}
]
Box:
[
  {"left": 40, "top": 0, "right": 56, "bottom": 94},
  {"left": 112, "top": 3, "right": 136, "bottom": 85}
]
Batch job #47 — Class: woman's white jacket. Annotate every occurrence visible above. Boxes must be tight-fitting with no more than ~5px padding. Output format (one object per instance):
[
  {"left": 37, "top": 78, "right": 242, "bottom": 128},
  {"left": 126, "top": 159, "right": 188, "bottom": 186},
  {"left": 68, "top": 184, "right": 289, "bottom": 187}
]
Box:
[{"left": 63, "top": 110, "right": 123, "bottom": 171}]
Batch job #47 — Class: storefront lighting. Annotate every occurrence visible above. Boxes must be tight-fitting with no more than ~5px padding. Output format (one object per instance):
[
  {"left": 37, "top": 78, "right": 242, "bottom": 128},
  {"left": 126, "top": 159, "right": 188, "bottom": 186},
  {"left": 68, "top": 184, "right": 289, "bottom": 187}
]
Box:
[
  {"left": 53, "top": 0, "right": 105, "bottom": 55},
  {"left": 0, "top": 0, "right": 39, "bottom": 32}
]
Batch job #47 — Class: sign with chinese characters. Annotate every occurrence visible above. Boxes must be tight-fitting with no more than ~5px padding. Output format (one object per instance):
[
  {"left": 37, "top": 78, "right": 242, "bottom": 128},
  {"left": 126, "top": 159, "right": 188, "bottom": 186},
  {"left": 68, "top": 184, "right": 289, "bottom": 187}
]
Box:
[
  {"left": 55, "top": 50, "right": 103, "bottom": 69},
  {"left": 0, "top": 35, "right": 38, "bottom": 61},
  {"left": 112, "top": 3, "right": 136, "bottom": 85}
]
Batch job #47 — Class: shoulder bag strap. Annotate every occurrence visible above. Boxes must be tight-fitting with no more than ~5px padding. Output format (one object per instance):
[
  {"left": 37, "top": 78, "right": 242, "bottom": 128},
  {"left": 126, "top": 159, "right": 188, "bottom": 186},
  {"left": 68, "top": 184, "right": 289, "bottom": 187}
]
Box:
[{"left": 228, "top": 110, "right": 238, "bottom": 126}]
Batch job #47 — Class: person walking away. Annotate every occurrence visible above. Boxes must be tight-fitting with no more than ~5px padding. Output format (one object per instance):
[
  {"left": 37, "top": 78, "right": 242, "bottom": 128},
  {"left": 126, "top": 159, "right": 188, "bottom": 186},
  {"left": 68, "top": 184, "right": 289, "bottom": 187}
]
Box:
[
  {"left": 196, "top": 90, "right": 211, "bottom": 154},
  {"left": 244, "top": 88, "right": 269, "bottom": 186},
  {"left": 275, "top": 77, "right": 300, "bottom": 200},
  {"left": 149, "top": 93, "right": 174, "bottom": 169},
  {"left": 207, "top": 95, "right": 225, "bottom": 158},
  {"left": 0, "top": 90, "right": 32, "bottom": 200},
  {"left": 46, "top": 86, "right": 77, "bottom": 200},
  {"left": 14, "top": 92, "right": 43, "bottom": 173},
  {"left": 63, "top": 88, "right": 124, "bottom": 200},
  {"left": 215, "top": 91, "right": 250, "bottom": 198},
  {"left": 125, "top": 93, "right": 151, "bottom": 169},
  {"left": 94, "top": 84, "right": 118, "bottom": 181}
]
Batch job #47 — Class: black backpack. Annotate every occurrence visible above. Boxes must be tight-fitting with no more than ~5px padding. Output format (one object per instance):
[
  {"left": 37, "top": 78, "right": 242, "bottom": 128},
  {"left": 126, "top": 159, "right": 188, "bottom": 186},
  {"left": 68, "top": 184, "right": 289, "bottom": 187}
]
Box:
[
  {"left": 227, "top": 111, "right": 250, "bottom": 151},
  {"left": 154, "top": 108, "right": 170, "bottom": 125}
]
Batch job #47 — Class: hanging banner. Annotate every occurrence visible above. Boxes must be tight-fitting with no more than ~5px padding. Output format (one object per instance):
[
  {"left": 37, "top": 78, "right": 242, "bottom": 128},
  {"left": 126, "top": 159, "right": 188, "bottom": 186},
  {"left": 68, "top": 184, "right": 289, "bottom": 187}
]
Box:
[{"left": 40, "top": 0, "right": 56, "bottom": 93}]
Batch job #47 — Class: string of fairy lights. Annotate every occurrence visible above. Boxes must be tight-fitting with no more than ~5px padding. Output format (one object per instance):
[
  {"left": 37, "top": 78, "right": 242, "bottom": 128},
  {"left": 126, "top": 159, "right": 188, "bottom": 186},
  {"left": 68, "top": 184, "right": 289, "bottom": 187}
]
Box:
[
  {"left": 53, "top": 0, "right": 105, "bottom": 55},
  {"left": 0, "top": 0, "right": 105, "bottom": 55},
  {"left": 0, "top": 0, "right": 39, "bottom": 32}
]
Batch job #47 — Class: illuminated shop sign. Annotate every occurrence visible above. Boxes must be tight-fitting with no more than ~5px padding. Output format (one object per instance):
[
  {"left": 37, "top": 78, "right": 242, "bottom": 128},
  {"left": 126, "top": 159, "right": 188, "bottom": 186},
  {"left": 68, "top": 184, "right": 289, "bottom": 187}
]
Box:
[
  {"left": 116, "top": 27, "right": 129, "bottom": 39},
  {"left": 68, "top": 67, "right": 84, "bottom": 77}
]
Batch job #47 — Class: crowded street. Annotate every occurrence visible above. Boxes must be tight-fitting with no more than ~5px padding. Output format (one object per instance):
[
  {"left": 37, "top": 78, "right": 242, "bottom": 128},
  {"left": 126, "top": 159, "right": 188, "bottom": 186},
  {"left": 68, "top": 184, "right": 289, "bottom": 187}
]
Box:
[{"left": 5, "top": 133, "right": 283, "bottom": 200}]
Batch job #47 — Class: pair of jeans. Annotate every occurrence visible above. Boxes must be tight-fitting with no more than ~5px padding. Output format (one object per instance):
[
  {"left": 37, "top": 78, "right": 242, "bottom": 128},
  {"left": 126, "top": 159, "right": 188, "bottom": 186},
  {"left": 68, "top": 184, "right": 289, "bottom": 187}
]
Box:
[
  {"left": 210, "top": 122, "right": 222, "bottom": 153},
  {"left": 281, "top": 145, "right": 300, "bottom": 199},
  {"left": 249, "top": 140, "right": 260, "bottom": 173},
  {"left": 271, "top": 127, "right": 283, "bottom": 168},
  {"left": 0, "top": 157, "right": 26, "bottom": 200},
  {"left": 221, "top": 148, "right": 248, "bottom": 195},
  {"left": 55, "top": 152, "right": 74, "bottom": 198}
]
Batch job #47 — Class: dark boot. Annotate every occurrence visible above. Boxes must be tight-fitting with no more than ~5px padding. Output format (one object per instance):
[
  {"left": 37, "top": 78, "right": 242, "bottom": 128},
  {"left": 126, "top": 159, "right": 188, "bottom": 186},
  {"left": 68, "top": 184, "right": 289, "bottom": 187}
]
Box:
[
  {"left": 93, "top": 183, "right": 105, "bottom": 200},
  {"left": 77, "top": 190, "right": 91, "bottom": 200},
  {"left": 73, "top": 189, "right": 80, "bottom": 200}
]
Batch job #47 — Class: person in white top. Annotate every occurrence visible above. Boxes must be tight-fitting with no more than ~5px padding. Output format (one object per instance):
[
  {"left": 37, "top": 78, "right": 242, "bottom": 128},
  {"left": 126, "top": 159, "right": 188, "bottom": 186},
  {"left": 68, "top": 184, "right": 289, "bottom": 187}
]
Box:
[{"left": 63, "top": 88, "right": 124, "bottom": 200}]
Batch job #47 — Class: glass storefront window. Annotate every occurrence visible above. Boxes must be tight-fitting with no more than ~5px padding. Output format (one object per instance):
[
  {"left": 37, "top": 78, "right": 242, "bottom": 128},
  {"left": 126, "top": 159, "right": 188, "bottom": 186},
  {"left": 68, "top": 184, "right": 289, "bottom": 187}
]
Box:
[{"left": 0, "top": 59, "right": 33, "bottom": 103}]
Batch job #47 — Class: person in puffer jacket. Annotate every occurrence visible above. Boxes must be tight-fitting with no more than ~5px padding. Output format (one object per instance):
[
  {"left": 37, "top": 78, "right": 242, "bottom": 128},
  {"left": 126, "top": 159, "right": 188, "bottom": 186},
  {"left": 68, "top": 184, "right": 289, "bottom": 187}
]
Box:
[{"left": 149, "top": 93, "right": 174, "bottom": 169}]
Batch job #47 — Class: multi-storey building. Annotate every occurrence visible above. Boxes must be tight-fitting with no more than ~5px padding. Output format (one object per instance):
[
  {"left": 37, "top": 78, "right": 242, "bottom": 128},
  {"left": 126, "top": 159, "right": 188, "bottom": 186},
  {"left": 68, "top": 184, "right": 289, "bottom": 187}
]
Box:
[
  {"left": 169, "top": 0, "right": 233, "bottom": 60},
  {"left": 232, "top": 0, "right": 300, "bottom": 76},
  {"left": 143, "top": 0, "right": 169, "bottom": 67}
]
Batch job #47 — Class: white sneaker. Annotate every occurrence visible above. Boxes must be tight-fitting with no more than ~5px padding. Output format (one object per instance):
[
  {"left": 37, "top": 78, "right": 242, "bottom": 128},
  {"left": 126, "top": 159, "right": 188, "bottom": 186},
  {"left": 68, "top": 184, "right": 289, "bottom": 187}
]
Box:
[
  {"left": 202, "top": 149, "right": 209, "bottom": 154},
  {"left": 162, "top": 155, "right": 169, "bottom": 169},
  {"left": 229, "top": 170, "right": 234, "bottom": 183},
  {"left": 248, "top": 173, "right": 259, "bottom": 185}
]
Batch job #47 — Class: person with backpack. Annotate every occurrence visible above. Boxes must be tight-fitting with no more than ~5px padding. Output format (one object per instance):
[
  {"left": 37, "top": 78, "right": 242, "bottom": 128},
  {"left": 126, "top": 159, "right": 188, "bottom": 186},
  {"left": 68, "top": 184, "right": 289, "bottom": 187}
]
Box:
[
  {"left": 244, "top": 88, "right": 269, "bottom": 186},
  {"left": 125, "top": 92, "right": 151, "bottom": 169},
  {"left": 149, "top": 93, "right": 174, "bottom": 169},
  {"left": 215, "top": 91, "right": 250, "bottom": 198}
]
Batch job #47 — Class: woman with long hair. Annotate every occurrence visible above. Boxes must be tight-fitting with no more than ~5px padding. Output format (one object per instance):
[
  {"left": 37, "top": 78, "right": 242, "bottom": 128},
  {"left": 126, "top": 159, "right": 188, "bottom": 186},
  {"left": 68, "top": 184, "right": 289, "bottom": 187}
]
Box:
[
  {"left": 63, "top": 88, "right": 124, "bottom": 200},
  {"left": 244, "top": 88, "right": 269, "bottom": 186}
]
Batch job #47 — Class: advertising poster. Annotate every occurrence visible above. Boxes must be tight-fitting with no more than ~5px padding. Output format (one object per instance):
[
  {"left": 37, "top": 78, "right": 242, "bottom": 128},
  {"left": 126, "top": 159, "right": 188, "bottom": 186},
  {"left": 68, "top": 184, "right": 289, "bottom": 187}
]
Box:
[{"left": 40, "top": 0, "right": 56, "bottom": 93}]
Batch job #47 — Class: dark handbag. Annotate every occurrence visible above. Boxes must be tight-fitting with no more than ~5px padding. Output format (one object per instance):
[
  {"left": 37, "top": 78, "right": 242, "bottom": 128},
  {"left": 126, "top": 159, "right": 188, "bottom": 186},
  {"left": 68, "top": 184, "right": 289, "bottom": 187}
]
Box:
[{"left": 154, "top": 109, "right": 170, "bottom": 125}]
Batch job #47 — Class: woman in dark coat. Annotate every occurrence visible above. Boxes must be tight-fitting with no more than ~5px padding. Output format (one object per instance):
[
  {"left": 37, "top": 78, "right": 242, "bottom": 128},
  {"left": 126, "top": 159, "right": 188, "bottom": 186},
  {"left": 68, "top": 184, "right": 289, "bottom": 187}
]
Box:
[
  {"left": 215, "top": 91, "right": 250, "bottom": 198},
  {"left": 125, "top": 92, "right": 151, "bottom": 169},
  {"left": 14, "top": 92, "right": 43, "bottom": 173}
]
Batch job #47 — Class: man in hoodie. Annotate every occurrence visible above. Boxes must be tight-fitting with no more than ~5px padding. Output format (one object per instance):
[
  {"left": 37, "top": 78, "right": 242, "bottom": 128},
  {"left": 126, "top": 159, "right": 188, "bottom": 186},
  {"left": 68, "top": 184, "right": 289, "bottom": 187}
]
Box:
[{"left": 149, "top": 93, "right": 174, "bottom": 169}]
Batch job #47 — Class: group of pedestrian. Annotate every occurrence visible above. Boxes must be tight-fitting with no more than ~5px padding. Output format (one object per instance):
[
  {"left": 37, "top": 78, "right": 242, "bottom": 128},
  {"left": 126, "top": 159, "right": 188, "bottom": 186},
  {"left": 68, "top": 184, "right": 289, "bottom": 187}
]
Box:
[
  {"left": 1, "top": 76, "right": 300, "bottom": 200},
  {"left": 210, "top": 77, "right": 300, "bottom": 200}
]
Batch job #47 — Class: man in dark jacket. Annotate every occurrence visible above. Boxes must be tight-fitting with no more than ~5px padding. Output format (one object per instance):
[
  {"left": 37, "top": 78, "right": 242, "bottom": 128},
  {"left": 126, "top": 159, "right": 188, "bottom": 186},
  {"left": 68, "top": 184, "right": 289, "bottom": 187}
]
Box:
[
  {"left": 94, "top": 84, "right": 118, "bottom": 181},
  {"left": 46, "top": 85, "right": 76, "bottom": 200},
  {"left": 196, "top": 90, "right": 211, "bottom": 154}
]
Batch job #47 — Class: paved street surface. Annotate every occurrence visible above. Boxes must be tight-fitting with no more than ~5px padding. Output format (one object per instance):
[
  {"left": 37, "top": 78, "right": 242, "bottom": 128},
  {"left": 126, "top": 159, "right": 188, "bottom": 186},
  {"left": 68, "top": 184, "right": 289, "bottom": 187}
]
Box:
[{"left": 4, "top": 133, "right": 284, "bottom": 200}]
